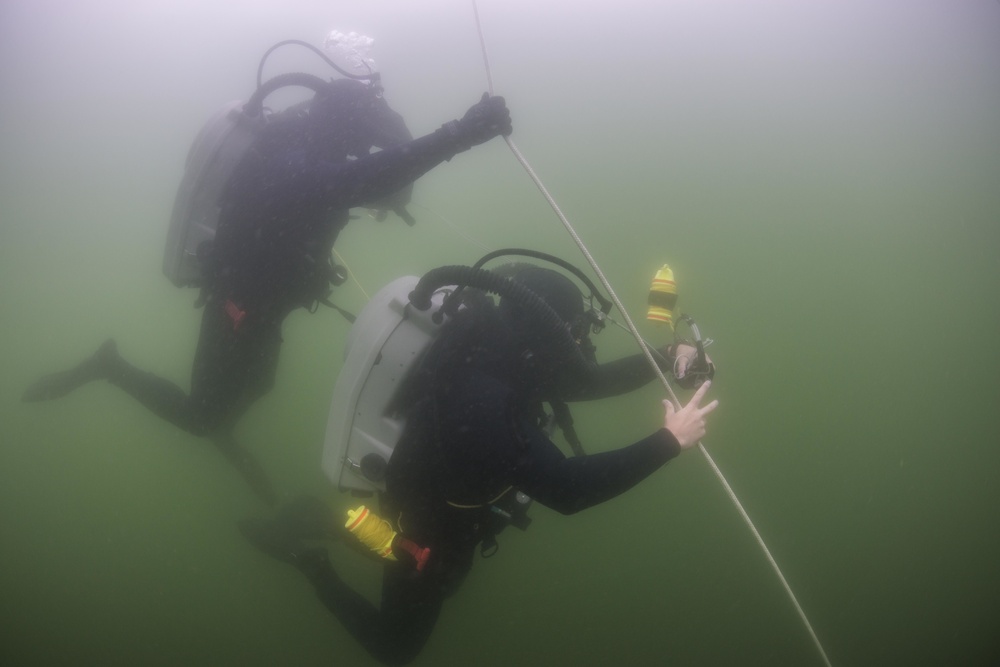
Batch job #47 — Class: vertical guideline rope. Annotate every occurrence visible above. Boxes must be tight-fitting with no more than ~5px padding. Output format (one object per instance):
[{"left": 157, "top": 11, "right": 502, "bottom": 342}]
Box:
[{"left": 471, "top": 2, "right": 832, "bottom": 665}]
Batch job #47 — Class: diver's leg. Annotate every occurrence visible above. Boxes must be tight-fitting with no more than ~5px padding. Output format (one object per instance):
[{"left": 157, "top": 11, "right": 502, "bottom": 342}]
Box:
[
  {"left": 100, "top": 300, "right": 279, "bottom": 436},
  {"left": 212, "top": 431, "right": 278, "bottom": 507},
  {"left": 21, "top": 304, "right": 235, "bottom": 436},
  {"left": 200, "top": 306, "right": 285, "bottom": 504},
  {"left": 300, "top": 557, "right": 446, "bottom": 666},
  {"left": 25, "top": 301, "right": 282, "bottom": 499},
  {"left": 22, "top": 338, "right": 215, "bottom": 434},
  {"left": 107, "top": 301, "right": 285, "bottom": 501},
  {"left": 102, "top": 328, "right": 281, "bottom": 504},
  {"left": 102, "top": 350, "right": 209, "bottom": 432},
  {"left": 182, "top": 300, "right": 261, "bottom": 432},
  {"left": 239, "top": 499, "right": 449, "bottom": 665}
]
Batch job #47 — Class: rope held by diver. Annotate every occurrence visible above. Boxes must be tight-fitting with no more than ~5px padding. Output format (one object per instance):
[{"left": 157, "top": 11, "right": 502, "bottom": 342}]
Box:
[{"left": 471, "top": 2, "right": 833, "bottom": 665}]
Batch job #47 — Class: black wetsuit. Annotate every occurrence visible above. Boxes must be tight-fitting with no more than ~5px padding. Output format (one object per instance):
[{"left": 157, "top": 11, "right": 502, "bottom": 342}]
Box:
[
  {"left": 107, "top": 110, "right": 488, "bottom": 438},
  {"left": 89, "top": 95, "right": 510, "bottom": 504},
  {"left": 24, "top": 90, "right": 511, "bottom": 506},
  {"left": 298, "top": 303, "right": 681, "bottom": 664}
]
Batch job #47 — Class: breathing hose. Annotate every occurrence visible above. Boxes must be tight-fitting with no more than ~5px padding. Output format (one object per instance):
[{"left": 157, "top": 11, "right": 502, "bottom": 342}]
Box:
[
  {"left": 243, "top": 72, "right": 331, "bottom": 117},
  {"left": 255, "top": 39, "right": 378, "bottom": 89}
]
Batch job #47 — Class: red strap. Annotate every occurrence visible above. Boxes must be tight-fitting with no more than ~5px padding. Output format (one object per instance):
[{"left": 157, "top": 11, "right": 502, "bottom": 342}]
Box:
[
  {"left": 395, "top": 537, "right": 431, "bottom": 572},
  {"left": 224, "top": 300, "right": 246, "bottom": 331}
]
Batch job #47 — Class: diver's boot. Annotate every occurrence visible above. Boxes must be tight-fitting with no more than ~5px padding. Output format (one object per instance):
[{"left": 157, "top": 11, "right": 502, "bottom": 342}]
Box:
[
  {"left": 290, "top": 546, "right": 331, "bottom": 578},
  {"left": 239, "top": 520, "right": 329, "bottom": 573},
  {"left": 275, "top": 495, "right": 337, "bottom": 540},
  {"left": 238, "top": 516, "right": 304, "bottom": 564},
  {"left": 238, "top": 496, "right": 337, "bottom": 564},
  {"left": 21, "top": 339, "right": 122, "bottom": 402}
]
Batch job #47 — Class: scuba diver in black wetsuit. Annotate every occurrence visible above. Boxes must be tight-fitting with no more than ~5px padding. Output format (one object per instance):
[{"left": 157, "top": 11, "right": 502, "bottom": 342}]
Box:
[
  {"left": 20, "top": 50, "right": 513, "bottom": 506},
  {"left": 238, "top": 259, "right": 718, "bottom": 665}
]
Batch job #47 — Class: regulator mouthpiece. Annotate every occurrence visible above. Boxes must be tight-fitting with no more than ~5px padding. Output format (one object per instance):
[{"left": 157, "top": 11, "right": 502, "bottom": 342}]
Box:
[{"left": 647, "top": 264, "right": 677, "bottom": 328}]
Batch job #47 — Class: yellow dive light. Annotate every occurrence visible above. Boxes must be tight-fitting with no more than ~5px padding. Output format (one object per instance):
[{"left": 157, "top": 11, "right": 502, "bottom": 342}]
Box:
[{"left": 647, "top": 264, "right": 677, "bottom": 327}]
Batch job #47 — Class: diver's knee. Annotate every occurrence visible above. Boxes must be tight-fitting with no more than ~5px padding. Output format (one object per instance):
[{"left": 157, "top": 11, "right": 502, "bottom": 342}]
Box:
[{"left": 183, "top": 402, "right": 227, "bottom": 437}]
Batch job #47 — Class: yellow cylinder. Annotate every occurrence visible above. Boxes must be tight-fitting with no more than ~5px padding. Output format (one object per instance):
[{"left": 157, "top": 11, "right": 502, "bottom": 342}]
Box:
[
  {"left": 345, "top": 505, "right": 398, "bottom": 561},
  {"left": 647, "top": 264, "right": 677, "bottom": 327}
]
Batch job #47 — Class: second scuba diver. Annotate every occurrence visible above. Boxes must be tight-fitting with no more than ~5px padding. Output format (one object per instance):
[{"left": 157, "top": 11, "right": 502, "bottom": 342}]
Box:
[
  {"left": 238, "top": 259, "right": 718, "bottom": 665},
  {"left": 21, "top": 57, "right": 513, "bottom": 506}
]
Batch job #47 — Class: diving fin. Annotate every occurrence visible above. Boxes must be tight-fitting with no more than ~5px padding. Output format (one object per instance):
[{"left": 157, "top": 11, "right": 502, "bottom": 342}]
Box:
[{"left": 21, "top": 339, "right": 120, "bottom": 402}]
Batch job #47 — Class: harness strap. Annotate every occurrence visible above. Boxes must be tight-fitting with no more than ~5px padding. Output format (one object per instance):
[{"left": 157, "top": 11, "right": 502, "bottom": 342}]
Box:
[{"left": 446, "top": 485, "right": 513, "bottom": 509}]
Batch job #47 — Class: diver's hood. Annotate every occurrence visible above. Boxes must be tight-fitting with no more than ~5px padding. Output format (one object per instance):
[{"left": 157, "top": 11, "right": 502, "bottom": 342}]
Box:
[
  {"left": 309, "top": 78, "right": 414, "bottom": 222},
  {"left": 499, "top": 267, "right": 585, "bottom": 328},
  {"left": 309, "top": 79, "right": 412, "bottom": 152},
  {"left": 498, "top": 266, "right": 596, "bottom": 370},
  {"left": 411, "top": 263, "right": 600, "bottom": 391}
]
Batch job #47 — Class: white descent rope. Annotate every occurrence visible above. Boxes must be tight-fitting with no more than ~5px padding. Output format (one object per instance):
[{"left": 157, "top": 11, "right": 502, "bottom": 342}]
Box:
[{"left": 471, "top": 2, "right": 832, "bottom": 665}]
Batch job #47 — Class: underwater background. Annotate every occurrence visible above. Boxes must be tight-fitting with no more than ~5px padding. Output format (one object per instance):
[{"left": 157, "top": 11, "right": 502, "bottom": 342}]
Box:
[{"left": 1, "top": 0, "right": 998, "bottom": 665}]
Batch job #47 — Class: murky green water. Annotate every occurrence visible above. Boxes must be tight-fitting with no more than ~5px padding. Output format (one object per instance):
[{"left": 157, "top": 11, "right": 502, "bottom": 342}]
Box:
[{"left": 2, "top": 1, "right": 998, "bottom": 665}]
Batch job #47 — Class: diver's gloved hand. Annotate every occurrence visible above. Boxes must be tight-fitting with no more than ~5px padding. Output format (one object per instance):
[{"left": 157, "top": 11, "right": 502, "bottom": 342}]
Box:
[
  {"left": 672, "top": 343, "right": 716, "bottom": 390},
  {"left": 447, "top": 93, "right": 512, "bottom": 151}
]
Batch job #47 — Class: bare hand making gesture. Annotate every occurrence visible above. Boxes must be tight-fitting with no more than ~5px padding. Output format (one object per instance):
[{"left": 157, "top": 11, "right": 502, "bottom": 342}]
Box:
[{"left": 663, "top": 381, "right": 718, "bottom": 449}]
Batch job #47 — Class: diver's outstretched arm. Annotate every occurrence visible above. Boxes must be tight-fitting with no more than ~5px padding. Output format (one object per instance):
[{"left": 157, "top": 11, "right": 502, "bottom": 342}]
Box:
[{"left": 559, "top": 343, "right": 715, "bottom": 401}]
